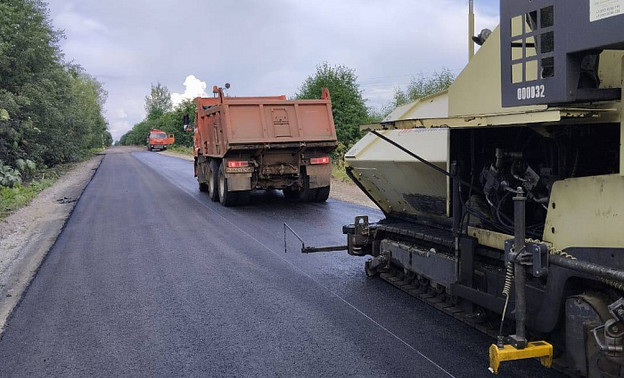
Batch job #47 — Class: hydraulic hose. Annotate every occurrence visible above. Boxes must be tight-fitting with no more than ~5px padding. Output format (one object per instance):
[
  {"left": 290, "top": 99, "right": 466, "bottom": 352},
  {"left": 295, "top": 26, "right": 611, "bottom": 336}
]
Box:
[{"left": 550, "top": 254, "right": 624, "bottom": 284}]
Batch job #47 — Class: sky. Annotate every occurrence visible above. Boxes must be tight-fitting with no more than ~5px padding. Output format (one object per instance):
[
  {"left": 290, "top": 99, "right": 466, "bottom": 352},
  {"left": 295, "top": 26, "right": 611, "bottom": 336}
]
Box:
[{"left": 44, "top": 0, "right": 500, "bottom": 141}]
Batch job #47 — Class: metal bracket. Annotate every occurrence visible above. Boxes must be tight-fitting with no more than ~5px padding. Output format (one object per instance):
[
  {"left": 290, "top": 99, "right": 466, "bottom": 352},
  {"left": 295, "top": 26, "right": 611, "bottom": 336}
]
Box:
[
  {"left": 504, "top": 240, "right": 549, "bottom": 277},
  {"left": 592, "top": 297, "right": 624, "bottom": 354},
  {"left": 609, "top": 297, "right": 624, "bottom": 322},
  {"left": 354, "top": 216, "right": 369, "bottom": 236},
  {"left": 592, "top": 320, "right": 624, "bottom": 353},
  {"left": 283, "top": 223, "right": 347, "bottom": 254}
]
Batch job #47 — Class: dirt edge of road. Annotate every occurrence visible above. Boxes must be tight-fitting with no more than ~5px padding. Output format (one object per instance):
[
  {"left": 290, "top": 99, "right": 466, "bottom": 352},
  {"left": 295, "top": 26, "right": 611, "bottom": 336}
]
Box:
[
  {"left": 0, "top": 152, "right": 107, "bottom": 336},
  {"left": 158, "top": 150, "right": 378, "bottom": 209}
]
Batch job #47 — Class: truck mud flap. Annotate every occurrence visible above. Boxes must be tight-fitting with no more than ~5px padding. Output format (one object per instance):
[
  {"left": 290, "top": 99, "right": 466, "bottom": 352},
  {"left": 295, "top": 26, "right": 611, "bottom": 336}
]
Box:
[
  {"left": 306, "top": 164, "right": 331, "bottom": 188},
  {"left": 225, "top": 173, "right": 252, "bottom": 191}
]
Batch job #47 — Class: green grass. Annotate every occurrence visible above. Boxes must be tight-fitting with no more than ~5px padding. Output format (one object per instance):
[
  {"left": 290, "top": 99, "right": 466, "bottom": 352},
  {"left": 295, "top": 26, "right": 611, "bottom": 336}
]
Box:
[
  {"left": 0, "top": 147, "right": 105, "bottom": 220},
  {"left": 168, "top": 145, "right": 194, "bottom": 155},
  {"left": 0, "top": 163, "right": 74, "bottom": 220},
  {"left": 331, "top": 163, "right": 351, "bottom": 182}
]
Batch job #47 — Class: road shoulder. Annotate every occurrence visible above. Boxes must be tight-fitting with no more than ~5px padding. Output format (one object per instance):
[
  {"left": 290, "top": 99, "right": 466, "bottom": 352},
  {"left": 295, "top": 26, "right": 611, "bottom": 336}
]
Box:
[{"left": 0, "top": 154, "right": 104, "bottom": 335}]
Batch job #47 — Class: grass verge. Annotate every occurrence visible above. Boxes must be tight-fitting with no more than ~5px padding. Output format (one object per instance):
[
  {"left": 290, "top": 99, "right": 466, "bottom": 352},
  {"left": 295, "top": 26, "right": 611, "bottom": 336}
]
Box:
[
  {"left": 332, "top": 163, "right": 351, "bottom": 182},
  {"left": 167, "top": 145, "right": 194, "bottom": 155},
  {"left": 0, "top": 148, "right": 103, "bottom": 220},
  {"left": 0, "top": 164, "right": 73, "bottom": 220}
]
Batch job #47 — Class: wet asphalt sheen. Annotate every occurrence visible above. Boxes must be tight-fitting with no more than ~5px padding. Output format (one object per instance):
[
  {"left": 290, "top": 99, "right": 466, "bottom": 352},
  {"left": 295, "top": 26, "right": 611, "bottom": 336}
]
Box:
[{"left": 0, "top": 151, "right": 562, "bottom": 377}]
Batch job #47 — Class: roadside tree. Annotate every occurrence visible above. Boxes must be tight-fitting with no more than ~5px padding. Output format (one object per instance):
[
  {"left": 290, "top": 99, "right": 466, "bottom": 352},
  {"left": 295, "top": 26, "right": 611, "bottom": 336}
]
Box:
[
  {"left": 144, "top": 83, "right": 173, "bottom": 121},
  {"left": 120, "top": 98, "right": 195, "bottom": 147},
  {"left": 0, "top": 0, "right": 110, "bottom": 169},
  {"left": 392, "top": 69, "right": 455, "bottom": 107},
  {"left": 297, "top": 63, "right": 369, "bottom": 150}
]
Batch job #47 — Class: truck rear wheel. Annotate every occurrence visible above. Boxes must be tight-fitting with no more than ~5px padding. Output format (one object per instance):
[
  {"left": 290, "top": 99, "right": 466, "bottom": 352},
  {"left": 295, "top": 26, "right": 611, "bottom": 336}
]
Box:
[
  {"left": 208, "top": 160, "right": 220, "bottom": 201},
  {"left": 283, "top": 187, "right": 299, "bottom": 200},
  {"left": 298, "top": 175, "right": 317, "bottom": 202},
  {"left": 315, "top": 185, "right": 330, "bottom": 202},
  {"left": 218, "top": 162, "right": 237, "bottom": 207}
]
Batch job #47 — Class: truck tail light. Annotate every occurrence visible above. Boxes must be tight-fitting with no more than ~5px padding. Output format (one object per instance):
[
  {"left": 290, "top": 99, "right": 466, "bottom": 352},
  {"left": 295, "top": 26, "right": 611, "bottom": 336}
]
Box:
[
  {"left": 227, "top": 160, "right": 249, "bottom": 168},
  {"left": 310, "top": 156, "right": 330, "bottom": 165}
]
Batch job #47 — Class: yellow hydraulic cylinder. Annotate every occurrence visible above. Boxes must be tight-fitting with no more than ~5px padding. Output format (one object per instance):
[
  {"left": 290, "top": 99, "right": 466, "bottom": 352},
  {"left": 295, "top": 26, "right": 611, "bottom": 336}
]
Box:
[{"left": 488, "top": 341, "right": 553, "bottom": 374}]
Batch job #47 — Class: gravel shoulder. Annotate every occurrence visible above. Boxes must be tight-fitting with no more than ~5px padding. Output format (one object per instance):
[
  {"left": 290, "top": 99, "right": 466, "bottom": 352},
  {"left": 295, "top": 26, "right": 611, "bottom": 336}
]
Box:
[
  {"left": 158, "top": 150, "right": 378, "bottom": 209},
  {"left": 0, "top": 149, "right": 125, "bottom": 334}
]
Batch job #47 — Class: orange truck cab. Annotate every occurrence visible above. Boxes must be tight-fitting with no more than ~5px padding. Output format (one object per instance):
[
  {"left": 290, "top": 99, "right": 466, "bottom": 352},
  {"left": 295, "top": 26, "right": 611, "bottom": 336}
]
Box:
[{"left": 147, "top": 129, "right": 174, "bottom": 151}]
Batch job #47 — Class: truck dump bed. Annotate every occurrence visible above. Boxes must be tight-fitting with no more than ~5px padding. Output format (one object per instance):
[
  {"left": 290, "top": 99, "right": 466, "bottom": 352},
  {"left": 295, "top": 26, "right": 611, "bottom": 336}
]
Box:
[{"left": 195, "top": 88, "right": 336, "bottom": 157}]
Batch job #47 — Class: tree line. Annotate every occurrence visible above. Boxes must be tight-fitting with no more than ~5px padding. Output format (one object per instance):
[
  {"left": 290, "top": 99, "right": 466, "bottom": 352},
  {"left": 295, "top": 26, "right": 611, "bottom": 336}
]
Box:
[
  {"left": 120, "top": 64, "right": 455, "bottom": 159},
  {"left": 118, "top": 83, "right": 195, "bottom": 147},
  {"left": 0, "top": 0, "right": 111, "bottom": 187}
]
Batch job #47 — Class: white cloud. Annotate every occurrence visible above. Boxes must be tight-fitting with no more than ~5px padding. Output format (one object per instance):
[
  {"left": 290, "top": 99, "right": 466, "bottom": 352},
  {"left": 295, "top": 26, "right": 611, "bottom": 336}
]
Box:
[{"left": 171, "top": 75, "right": 209, "bottom": 107}]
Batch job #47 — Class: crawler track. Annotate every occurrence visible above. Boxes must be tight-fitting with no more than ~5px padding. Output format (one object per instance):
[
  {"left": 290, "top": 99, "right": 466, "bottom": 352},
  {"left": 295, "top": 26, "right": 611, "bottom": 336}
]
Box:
[{"left": 377, "top": 266, "right": 579, "bottom": 377}]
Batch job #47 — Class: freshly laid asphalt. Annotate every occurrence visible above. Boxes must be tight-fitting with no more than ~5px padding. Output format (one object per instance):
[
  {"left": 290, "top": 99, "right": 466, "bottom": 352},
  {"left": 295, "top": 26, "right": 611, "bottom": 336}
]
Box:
[{"left": 0, "top": 150, "right": 562, "bottom": 377}]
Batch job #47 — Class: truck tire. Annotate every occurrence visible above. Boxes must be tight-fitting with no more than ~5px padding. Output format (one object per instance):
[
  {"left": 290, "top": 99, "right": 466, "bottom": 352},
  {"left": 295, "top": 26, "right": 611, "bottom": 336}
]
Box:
[
  {"left": 283, "top": 187, "right": 299, "bottom": 200},
  {"left": 237, "top": 191, "right": 251, "bottom": 206},
  {"left": 315, "top": 185, "right": 330, "bottom": 202},
  {"left": 218, "top": 162, "right": 237, "bottom": 207},
  {"left": 298, "top": 175, "right": 317, "bottom": 202},
  {"left": 199, "top": 182, "right": 208, "bottom": 192},
  {"left": 208, "top": 160, "right": 220, "bottom": 202}
]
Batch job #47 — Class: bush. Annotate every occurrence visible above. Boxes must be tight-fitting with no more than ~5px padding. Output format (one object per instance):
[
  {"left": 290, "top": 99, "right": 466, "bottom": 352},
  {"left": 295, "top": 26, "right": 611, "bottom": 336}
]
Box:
[
  {"left": 15, "top": 158, "right": 36, "bottom": 179},
  {"left": 0, "top": 161, "right": 72, "bottom": 219},
  {"left": 297, "top": 63, "right": 369, "bottom": 149},
  {"left": 0, "top": 162, "right": 22, "bottom": 187}
]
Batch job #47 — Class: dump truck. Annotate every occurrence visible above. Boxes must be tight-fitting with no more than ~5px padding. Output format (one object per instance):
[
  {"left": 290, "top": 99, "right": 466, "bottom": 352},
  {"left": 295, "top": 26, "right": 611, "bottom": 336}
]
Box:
[
  {"left": 146, "top": 129, "right": 174, "bottom": 151},
  {"left": 185, "top": 87, "right": 337, "bottom": 206},
  {"left": 293, "top": 1, "right": 624, "bottom": 376}
]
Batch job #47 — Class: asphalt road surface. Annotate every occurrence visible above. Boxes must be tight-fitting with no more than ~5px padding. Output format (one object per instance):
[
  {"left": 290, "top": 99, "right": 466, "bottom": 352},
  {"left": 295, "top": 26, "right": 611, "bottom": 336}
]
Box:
[{"left": 0, "top": 150, "right": 562, "bottom": 377}]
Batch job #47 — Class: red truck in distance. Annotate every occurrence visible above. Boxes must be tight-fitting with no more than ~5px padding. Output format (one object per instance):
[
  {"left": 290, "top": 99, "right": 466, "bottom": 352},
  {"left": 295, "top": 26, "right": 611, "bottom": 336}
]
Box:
[{"left": 147, "top": 129, "right": 175, "bottom": 151}]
